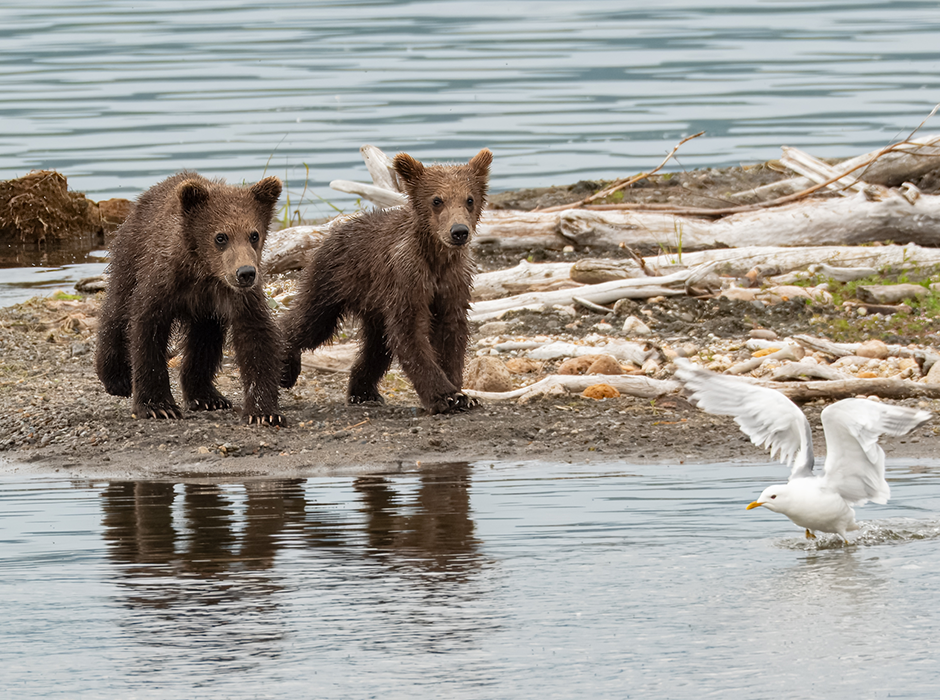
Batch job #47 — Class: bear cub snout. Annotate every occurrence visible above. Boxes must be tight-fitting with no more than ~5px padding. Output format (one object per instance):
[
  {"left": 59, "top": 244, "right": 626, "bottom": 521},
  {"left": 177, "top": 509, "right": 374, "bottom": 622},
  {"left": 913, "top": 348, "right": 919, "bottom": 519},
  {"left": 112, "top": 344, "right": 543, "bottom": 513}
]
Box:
[{"left": 280, "top": 148, "right": 492, "bottom": 414}]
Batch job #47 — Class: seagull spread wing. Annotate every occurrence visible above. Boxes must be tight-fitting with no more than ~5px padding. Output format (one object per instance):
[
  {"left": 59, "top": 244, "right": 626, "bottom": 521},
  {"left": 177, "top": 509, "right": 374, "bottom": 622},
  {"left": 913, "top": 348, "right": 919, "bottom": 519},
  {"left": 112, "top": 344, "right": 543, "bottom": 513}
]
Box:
[
  {"left": 821, "top": 399, "right": 931, "bottom": 506},
  {"left": 674, "top": 359, "right": 815, "bottom": 479}
]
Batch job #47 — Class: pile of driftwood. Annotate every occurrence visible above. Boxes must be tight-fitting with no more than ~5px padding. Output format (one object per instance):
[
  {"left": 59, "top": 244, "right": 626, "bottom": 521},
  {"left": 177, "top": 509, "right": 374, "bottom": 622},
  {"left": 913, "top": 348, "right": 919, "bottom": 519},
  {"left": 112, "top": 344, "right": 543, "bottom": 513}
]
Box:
[
  {"left": 263, "top": 136, "right": 940, "bottom": 403},
  {"left": 264, "top": 134, "right": 940, "bottom": 273}
]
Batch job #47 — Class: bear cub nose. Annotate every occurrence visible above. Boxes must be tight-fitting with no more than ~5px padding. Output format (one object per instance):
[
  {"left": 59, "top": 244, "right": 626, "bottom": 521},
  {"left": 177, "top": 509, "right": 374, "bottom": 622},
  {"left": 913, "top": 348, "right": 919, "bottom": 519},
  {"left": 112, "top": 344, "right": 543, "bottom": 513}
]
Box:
[
  {"left": 450, "top": 223, "right": 470, "bottom": 246},
  {"left": 236, "top": 265, "right": 257, "bottom": 287}
]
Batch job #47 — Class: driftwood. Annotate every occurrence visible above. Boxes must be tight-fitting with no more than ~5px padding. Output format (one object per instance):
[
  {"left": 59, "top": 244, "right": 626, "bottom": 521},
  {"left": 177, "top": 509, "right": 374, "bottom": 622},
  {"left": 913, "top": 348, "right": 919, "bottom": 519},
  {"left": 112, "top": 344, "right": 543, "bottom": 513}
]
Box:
[
  {"left": 468, "top": 267, "right": 713, "bottom": 322},
  {"left": 272, "top": 191, "right": 940, "bottom": 259},
  {"left": 472, "top": 260, "right": 578, "bottom": 300},
  {"left": 467, "top": 244, "right": 940, "bottom": 301},
  {"left": 757, "top": 377, "right": 940, "bottom": 402},
  {"left": 733, "top": 134, "right": 940, "bottom": 201},
  {"left": 463, "top": 374, "right": 678, "bottom": 402},
  {"left": 791, "top": 334, "right": 940, "bottom": 369}
]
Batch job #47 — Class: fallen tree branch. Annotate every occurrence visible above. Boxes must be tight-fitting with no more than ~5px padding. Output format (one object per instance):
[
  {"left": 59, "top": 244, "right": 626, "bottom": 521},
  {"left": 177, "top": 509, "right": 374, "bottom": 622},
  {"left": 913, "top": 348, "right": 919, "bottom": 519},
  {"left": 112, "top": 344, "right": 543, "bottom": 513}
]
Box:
[
  {"left": 757, "top": 377, "right": 940, "bottom": 402},
  {"left": 463, "top": 374, "right": 679, "bottom": 401},
  {"left": 468, "top": 266, "right": 711, "bottom": 322}
]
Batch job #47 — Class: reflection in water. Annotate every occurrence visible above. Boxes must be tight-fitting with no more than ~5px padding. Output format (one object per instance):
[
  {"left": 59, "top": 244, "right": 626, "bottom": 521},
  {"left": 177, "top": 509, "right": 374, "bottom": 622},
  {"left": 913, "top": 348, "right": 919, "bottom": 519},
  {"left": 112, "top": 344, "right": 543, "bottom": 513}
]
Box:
[
  {"left": 355, "top": 462, "right": 479, "bottom": 577},
  {"left": 99, "top": 463, "right": 488, "bottom": 674}
]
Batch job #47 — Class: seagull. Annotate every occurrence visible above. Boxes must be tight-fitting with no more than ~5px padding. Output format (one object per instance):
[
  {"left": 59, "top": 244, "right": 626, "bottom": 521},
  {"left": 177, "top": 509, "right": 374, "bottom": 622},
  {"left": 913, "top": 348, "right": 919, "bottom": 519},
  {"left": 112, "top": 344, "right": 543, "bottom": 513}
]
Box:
[{"left": 674, "top": 359, "right": 931, "bottom": 541}]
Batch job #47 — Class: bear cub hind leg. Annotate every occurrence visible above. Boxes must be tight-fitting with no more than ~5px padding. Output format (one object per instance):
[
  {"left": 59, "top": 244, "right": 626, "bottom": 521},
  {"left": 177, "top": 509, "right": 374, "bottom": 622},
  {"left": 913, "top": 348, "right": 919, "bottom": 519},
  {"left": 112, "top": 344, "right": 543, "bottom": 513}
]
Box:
[{"left": 347, "top": 317, "right": 393, "bottom": 404}]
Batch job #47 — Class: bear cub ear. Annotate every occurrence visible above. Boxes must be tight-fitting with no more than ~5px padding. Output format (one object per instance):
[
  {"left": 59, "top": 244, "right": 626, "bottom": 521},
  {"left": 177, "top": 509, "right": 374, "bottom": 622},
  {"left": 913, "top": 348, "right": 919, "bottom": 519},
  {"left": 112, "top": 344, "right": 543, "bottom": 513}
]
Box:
[
  {"left": 250, "top": 176, "right": 282, "bottom": 206},
  {"left": 469, "top": 148, "right": 493, "bottom": 178},
  {"left": 177, "top": 179, "right": 211, "bottom": 213},
  {"left": 393, "top": 153, "right": 425, "bottom": 190}
]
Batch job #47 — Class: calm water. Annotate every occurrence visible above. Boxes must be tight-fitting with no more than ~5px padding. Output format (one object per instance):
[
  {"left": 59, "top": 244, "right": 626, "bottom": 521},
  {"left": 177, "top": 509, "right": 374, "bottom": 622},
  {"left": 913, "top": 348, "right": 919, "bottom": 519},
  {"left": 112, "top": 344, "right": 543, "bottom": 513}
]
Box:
[
  {"left": 4, "top": 0, "right": 940, "bottom": 302},
  {"left": 2, "top": 459, "right": 940, "bottom": 698}
]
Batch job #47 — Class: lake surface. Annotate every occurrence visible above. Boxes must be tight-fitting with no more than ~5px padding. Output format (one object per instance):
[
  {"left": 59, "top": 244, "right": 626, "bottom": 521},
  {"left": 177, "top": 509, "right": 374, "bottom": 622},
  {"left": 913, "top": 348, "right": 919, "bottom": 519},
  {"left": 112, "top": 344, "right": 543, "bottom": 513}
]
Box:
[
  {"left": 3, "top": 458, "right": 940, "bottom": 698},
  {"left": 4, "top": 0, "right": 940, "bottom": 302}
]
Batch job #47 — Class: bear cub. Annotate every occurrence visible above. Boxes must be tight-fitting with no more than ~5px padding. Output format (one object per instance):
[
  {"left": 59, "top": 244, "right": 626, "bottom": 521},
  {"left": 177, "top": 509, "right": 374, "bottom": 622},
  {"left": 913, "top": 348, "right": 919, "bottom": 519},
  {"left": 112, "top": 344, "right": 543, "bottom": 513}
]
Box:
[
  {"left": 280, "top": 148, "right": 492, "bottom": 414},
  {"left": 96, "top": 172, "right": 285, "bottom": 425}
]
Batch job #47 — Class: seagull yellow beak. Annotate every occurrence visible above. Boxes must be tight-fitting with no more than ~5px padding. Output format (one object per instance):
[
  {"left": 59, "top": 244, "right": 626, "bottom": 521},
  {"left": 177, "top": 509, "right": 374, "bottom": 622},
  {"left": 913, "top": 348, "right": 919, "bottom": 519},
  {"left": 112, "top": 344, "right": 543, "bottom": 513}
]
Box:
[{"left": 746, "top": 501, "right": 763, "bottom": 510}]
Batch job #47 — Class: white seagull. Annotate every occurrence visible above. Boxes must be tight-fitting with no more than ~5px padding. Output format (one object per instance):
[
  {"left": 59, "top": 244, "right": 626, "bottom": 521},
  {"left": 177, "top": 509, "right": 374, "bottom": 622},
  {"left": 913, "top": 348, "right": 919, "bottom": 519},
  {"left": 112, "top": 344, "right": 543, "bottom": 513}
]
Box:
[{"left": 674, "top": 359, "right": 931, "bottom": 541}]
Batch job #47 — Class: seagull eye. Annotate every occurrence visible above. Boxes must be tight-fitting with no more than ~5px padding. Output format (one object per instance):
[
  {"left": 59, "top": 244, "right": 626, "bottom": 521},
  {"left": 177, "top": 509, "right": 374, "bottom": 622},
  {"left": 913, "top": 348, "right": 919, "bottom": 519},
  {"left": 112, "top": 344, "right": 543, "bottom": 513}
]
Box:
[{"left": 770, "top": 494, "right": 777, "bottom": 499}]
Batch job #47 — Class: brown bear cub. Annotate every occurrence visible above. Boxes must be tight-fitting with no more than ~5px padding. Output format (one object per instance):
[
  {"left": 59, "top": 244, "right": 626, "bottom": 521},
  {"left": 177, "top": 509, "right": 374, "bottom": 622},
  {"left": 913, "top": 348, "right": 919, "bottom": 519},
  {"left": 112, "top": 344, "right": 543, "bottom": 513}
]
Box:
[
  {"left": 280, "top": 148, "right": 492, "bottom": 414},
  {"left": 96, "top": 172, "right": 286, "bottom": 425}
]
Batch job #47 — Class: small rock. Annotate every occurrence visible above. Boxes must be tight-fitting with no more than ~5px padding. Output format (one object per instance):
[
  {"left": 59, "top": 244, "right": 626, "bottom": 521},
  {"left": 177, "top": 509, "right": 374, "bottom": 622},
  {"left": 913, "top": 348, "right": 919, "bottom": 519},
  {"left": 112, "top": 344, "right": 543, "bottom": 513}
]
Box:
[
  {"left": 612, "top": 298, "right": 640, "bottom": 316},
  {"left": 558, "top": 356, "right": 599, "bottom": 375},
  {"left": 622, "top": 315, "right": 652, "bottom": 336},
  {"left": 477, "top": 321, "right": 514, "bottom": 336},
  {"left": 856, "top": 339, "right": 889, "bottom": 360},
  {"left": 464, "top": 356, "right": 513, "bottom": 392},
  {"left": 505, "top": 358, "right": 542, "bottom": 374},
  {"left": 582, "top": 383, "right": 620, "bottom": 400},
  {"left": 749, "top": 328, "right": 778, "bottom": 340},
  {"left": 587, "top": 355, "right": 623, "bottom": 375},
  {"left": 856, "top": 283, "right": 928, "bottom": 305},
  {"left": 197, "top": 446, "right": 210, "bottom": 454}
]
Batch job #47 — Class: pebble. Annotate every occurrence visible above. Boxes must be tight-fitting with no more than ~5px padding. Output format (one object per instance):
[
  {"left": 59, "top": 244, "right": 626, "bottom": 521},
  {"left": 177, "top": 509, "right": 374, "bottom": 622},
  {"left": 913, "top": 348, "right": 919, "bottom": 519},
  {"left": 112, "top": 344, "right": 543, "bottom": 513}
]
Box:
[
  {"left": 464, "top": 356, "right": 513, "bottom": 392},
  {"left": 622, "top": 315, "right": 652, "bottom": 336}
]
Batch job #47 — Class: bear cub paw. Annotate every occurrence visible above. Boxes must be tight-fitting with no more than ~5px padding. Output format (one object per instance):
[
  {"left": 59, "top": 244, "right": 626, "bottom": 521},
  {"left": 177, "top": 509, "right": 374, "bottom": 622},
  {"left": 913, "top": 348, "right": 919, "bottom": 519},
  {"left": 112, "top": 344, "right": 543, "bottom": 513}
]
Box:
[
  {"left": 429, "top": 392, "right": 479, "bottom": 415},
  {"left": 280, "top": 352, "right": 302, "bottom": 389},
  {"left": 187, "top": 391, "right": 233, "bottom": 412},
  {"left": 134, "top": 401, "right": 184, "bottom": 420},
  {"left": 245, "top": 413, "right": 286, "bottom": 427},
  {"left": 348, "top": 391, "right": 386, "bottom": 405}
]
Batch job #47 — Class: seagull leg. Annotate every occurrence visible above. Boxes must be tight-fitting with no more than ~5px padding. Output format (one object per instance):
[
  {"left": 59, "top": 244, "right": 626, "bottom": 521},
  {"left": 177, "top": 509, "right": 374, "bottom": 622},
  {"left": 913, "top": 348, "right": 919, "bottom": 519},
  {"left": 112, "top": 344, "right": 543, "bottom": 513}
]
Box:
[{"left": 805, "top": 529, "right": 817, "bottom": 540}]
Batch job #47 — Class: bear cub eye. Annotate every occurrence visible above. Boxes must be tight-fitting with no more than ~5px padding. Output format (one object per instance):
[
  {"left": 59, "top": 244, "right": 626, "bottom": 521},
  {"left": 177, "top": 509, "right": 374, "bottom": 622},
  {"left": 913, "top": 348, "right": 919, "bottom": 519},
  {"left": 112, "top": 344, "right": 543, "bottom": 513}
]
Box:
[
  {"left": 466, "top": 196, "right": 474, "bottom": 207},
  {"left": 249, "top": 231, "right": 260, "bottom": 245},
  {"left": 432, "top": 196, "right": 444, "bottom": 208},
  {"left": 215, "top": 233, "right": 228, "bottom": 246}
]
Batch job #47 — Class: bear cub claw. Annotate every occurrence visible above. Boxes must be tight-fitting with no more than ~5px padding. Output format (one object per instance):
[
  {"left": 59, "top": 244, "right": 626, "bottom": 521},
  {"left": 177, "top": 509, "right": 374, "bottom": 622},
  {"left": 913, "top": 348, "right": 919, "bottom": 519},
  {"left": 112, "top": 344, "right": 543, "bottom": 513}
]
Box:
[
  {"left": 245, "top": 414, "right": 286, "bottom": 426},
  {"left": 348, "top": 392, "right": 386, "bottom": 405},
  {"left": 429, "top": 392, "right": 479, "bottom": 415},
  {"left": 187, "top": 392, "right": 233, "bottom": 412},
  {"left": 134, "top": 401, "right": 184, "bottom": 420}
]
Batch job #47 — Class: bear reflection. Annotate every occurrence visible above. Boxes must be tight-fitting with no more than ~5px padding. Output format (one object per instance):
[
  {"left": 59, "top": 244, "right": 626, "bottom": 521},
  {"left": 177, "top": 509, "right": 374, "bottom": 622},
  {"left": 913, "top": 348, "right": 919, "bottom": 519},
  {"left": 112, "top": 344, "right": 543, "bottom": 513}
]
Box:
[
  {"left": 101, "top": 464, "right": 482, "bottom": 632},
  {"left": 354, "top": 463, "right": 478, "bottom": 579}
]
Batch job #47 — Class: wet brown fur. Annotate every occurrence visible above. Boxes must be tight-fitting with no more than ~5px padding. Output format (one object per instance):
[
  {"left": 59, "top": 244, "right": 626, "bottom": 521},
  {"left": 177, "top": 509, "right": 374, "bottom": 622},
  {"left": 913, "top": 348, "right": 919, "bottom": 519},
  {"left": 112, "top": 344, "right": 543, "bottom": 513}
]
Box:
[
  {"left": 281, "top": 148, "right": 493, "bottom": 414},
  {"left": 95, "top": 172, "right": 285, "bottom": 424}
]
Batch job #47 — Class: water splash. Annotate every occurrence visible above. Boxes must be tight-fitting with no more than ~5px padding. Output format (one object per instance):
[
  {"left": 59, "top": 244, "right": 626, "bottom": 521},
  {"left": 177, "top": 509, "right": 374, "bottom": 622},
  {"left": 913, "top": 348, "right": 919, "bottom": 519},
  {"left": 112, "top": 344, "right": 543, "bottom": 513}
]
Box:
[{"left": 775, "top": 518, "right": 940, "bottom": 551}]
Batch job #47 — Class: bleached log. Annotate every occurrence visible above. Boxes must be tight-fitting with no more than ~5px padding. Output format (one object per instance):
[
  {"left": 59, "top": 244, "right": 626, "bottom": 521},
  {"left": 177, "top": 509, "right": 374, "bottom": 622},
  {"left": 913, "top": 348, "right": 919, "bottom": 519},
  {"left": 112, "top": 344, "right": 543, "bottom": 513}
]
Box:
[
  {"left": 329, "top": 180, "right": 406, "bottom": 208},
  {"left": 791, "top": 334, "right": 940, "bottom": 369},
  {"left": 644, "top": 243, "right": 940, "bottom": 277},
  {"left": 360, "top": 144, "right": 401, "bottom": 192},
  {"left": 262, "top": 219, "right": 345, "bottom": 275},
  {"left": 733, "top": 134, "right": 940, "bottom": 201},
  {"left": 779, "top": 146, "right": 885, "bottom": 198},
  {"left": 468, "top": 268, "right": 700, "bottom": 322},
  {"left": 762, "top": 377, "right": 940, "bottom": 402},
  {"left": 463, "top": 374, "right": 679, "bottom": 401},
  {"left": 570, "top": 258, "right": 649, "bottom": 284},
  {"left": 471, "top": 260, "right": 576, "bottom": 300},
  {"left": 726, "top": 344, "right": 803, "bottom": 376},
  {"left": 556, "top": 193, "right": 940, "bottom": 250}
]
